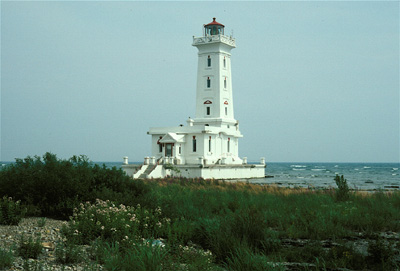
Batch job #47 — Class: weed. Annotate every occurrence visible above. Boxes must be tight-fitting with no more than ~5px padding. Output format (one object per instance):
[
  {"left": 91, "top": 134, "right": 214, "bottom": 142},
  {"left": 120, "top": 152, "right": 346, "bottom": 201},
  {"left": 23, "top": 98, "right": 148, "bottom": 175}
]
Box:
[
  {"left": 225, "top": 247, "right": 283, "bottom": 271},
  {"left": 335, "top": 175, "right": 349, "bottom": 201},
  {"left": 367, "top": 237, "right": 396, "bottom": 270},
  {"left": 0, "top": 196, "right": 26, "bottom": 225},
  {"left": 36, "top": 217, "right": 46, "bottom": 227},
  {"left": 55, "top": 241, "right": 83, "bottom": 264},
  {"left": 62, "top": 199, "right": 170, "bottom": 245},
  {"left": 0, "top": 247, "right": 14, "bottom": 269},
  {"left": 17, "top": 235, "right": 43, "bottom": 259}
]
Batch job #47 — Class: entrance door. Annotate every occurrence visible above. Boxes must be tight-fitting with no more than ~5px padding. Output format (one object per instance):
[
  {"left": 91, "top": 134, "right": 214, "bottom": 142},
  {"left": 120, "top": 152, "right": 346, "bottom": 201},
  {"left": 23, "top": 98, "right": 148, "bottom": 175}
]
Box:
[{"left": 165, "top": 143, "right": 173, "bottom": 157}]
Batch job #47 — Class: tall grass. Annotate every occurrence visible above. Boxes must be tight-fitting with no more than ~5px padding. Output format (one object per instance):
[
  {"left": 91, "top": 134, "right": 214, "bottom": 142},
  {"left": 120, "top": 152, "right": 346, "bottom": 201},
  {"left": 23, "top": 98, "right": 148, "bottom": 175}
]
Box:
[{"left": 1, "top": 154, "right": 399, "bottom": 270}]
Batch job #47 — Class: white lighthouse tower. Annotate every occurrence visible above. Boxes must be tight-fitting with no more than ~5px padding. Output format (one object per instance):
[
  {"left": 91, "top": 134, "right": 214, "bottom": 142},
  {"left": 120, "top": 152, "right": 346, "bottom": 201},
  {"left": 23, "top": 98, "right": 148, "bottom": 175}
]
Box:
[{"left": 122, "top": 18, "right": 265, "bottom": 179}]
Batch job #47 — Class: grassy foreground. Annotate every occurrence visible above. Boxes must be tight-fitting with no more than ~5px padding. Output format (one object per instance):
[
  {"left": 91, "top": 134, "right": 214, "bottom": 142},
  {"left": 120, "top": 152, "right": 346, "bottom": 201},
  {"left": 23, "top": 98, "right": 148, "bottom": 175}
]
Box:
[{"left": 1, "top": 153, "right": 399, "bottom": 270}]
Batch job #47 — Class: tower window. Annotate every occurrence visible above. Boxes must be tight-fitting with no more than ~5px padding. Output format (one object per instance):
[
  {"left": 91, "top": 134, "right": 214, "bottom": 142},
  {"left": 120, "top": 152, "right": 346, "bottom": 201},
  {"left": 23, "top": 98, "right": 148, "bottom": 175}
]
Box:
[
  {"left": 158, "top": 136, "right": 162, "bottom": 152},
  {"left": 206, "top": 106, "right": 210, "bottom": 115},
  {"left": 209, "top": 136, "right": 212, "bottom": 152},
  {"left": 227, "top": 138, "right": 230, "bottom": 153},
  {"left": 192, "top": 136, "right": 197, "bottom": 152},
  {"left": 179, "top": 146, "right": 181, "bottom": 154},
  {"left": 223, "top": 57, "right": 226, "bottom": 68},
  {"left": 225, "top": 107, "right": 228, "bottom": 115},
  {"left": 207, "top": 77, "right": 211, "bottom": 88},
  {"left": 207, "top": 56, "right": 211, "bottom": 67},
  {"left": 224, "top": 77, "right": 227, "bottom": 88}
]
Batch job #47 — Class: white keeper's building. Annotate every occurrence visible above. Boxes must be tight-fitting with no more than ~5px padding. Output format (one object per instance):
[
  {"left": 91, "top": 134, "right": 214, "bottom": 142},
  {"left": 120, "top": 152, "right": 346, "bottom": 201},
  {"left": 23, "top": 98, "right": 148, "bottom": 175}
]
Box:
[{"left": 122, "top": 18, "right": 266, "bottom": 179}]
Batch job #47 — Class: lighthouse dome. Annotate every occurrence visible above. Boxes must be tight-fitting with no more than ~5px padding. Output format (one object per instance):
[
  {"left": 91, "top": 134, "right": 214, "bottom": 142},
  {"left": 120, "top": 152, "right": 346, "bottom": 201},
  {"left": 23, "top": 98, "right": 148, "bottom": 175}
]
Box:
[{"left": 204, "top": 17, "right": 224, "bottom": 35}]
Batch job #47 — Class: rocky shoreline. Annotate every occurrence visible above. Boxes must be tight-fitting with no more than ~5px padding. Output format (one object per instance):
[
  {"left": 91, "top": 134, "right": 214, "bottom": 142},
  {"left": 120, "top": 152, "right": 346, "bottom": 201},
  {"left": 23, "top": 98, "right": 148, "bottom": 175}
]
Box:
[
  {"left": 0, "top": 217, "right": 102, "bottom": 270},
  {"left": 1, "top": 218, "right": 400, "bottom": 270}
]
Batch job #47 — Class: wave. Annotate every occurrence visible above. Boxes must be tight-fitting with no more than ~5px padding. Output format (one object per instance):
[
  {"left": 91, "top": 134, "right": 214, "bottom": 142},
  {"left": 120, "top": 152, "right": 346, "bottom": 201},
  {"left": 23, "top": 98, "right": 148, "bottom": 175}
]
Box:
[
  {"left": 363, "top": 166, "right": 371, "bottom": 169},
  {"left": 292, "top": 168, "right": 306, "bottom": 171},
  {"left": 311, "top": 169, "right": 325, "bottom": 171},
  {"left": 393, "top": 168, "right": 398, "bottom": 171},
  {"left": 291, "top": 165, "right": 307, "bottom": 168}
]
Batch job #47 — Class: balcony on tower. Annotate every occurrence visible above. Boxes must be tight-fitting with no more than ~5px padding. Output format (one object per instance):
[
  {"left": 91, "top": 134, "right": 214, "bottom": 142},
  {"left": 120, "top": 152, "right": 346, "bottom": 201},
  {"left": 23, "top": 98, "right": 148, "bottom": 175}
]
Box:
[{"left": 193, "top": 17, "right": 236, "bottom": 47}]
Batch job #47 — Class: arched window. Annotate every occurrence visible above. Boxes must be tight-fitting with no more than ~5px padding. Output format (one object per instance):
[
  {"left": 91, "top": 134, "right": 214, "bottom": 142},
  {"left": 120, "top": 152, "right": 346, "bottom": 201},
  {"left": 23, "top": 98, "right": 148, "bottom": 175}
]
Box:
[
  {"left": 227, "top": 138, "right": 230, "bottom": 152},
  {"left": 207, "top": 77, "right": 211, "bottom": 88},
  {"left": 224, "top": 77, "right": 227, "bottom": 88},
  {"left": 223, "top": 57, "right": 226, "bottom": 68},
  {"left": 207, "top": 56, "right": 211, "bottom": 67},
  {"left": 206, "top": 106, "right": 210, "bottom": 115},
  {"left": 209, "top": 136, "right": 212, "bottom": 152}
]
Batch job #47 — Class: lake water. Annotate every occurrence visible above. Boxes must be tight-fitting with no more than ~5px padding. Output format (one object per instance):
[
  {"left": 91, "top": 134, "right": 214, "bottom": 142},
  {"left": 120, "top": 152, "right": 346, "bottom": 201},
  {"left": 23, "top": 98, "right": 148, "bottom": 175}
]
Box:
[
  {"left": 2, "top": 161, "right": 398, "bottom": 191},
  {"left": 98, "top": 162, "right": 399, "bottom": 191}
]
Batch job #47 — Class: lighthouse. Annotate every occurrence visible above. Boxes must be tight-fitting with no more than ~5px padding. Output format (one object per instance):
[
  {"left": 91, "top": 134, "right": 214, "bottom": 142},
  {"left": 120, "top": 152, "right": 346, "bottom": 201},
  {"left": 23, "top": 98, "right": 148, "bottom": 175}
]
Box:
[{"left": 122, "top": 18, "right": 266, "bottom": 179}]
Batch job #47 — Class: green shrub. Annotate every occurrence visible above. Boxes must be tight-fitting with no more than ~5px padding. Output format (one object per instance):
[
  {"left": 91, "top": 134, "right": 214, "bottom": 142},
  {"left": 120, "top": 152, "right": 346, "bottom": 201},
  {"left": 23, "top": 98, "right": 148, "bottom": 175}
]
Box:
[
  {"left": 367, "top": 237, "right": 397, "bottom": 270},
  {"left": 62, "top": 199, "right": 171, "bottom": 245},
  {"left": 0, "top": 196, "right": 26, "bottom": 225},
  {"left": 0, "top": 248, "right": 14, "bottom": 269},
  {"left": 335, "top": 175, "right": 349, "bottom": 201},
  {"left": 17, "top": 235, "right": 43, "bottom": 259},
  {"left": 55, "top": 241, "right": 83, "bottom": 264},
  {"left": 225, "top": 247, "right": 282, "bottom": 271},
  {"left": 36, "top": 217, "right": 46, "bottom": 227},
  {"left": 102, "top": 241, "right": 169, "bottom": 271},
  {"left": 0, "top": 153, "right": 150, "bottom": 219}
]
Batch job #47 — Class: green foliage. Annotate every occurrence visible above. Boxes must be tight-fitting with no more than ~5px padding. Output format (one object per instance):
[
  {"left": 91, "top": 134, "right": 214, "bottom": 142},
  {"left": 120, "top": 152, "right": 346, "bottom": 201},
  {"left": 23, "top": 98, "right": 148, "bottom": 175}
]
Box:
[
  {"left": 367, "top": 237, "right": 397, "bottom": 270},
  {"left": 55, "top": 241, "right": 83, "bottom": 264},
  {"left": 101, "top": 242, "right": 169, "bottom": 271},
  {"left": 0, "top": 152, "right": 149, "bottom": 219},
  {"left": 0, "top": 196, "right": 26, "bottom": 225},
  {"left": 335, "top": 174, "right": 350, "bottom": 201},
  {"left": 164, "top": 163, "right": 181, "bottom": 174},
  {"left": 17, "top": 235, "right": 43, "bottom": 259},
  {"left": 36, "top": 217, "right": 46, "bottom": 227},
  {"left": 224, "top": 247, "right": 283, "bottom": 271},
  {"left": 0, "top": 248, "right": 14, "bottom": 269},
  {"left": 62, "top": 199, "right": 170, "bottom": 245}
]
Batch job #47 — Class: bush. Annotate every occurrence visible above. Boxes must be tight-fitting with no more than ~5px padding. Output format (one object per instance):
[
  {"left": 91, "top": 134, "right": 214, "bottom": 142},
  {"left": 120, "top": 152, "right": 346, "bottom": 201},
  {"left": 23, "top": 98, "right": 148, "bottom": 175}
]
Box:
[
  {"left": 62, "top": 199, "right": 171, "bottom": 245},
  {"left": 102, "top": 242, "right": 169, "bottom": 271},
  {"left": 335, "top": 175, "right": 349, "bottom": 201},
  {"left": 0, "top": 153, "right": 150, "bottom": 219},
  {"left": 0, "top": 196, "right": 26, "bottom": 225},
  {"left": 17, "top": 235, "right": 43, "bottom": 259},
  {"left": 0, "top": 248, "right": 14, "bottom": 269},
  {"left": 55, "top": 242, "right": 83, "bottom": 264},
  {"left": 224, "top": 247, "right": 282, "bottom": 271},
  {"left": 367, "top": 237, "right": 397, "bottom": 270}
]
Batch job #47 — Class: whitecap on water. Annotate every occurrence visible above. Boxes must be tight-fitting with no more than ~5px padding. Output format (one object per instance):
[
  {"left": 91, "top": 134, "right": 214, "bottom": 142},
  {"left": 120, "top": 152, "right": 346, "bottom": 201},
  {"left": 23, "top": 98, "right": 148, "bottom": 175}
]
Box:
[
  {"left": 393, "top": 168, "right": 398, "bottom": 171},
  {"left": 291, "top": 165, "right": 307, "bottom": 168}
]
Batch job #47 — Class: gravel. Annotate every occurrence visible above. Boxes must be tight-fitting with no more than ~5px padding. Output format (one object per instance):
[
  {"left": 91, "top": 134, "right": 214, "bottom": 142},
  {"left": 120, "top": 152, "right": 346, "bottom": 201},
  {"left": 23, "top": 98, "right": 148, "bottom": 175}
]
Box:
[{"left": 0, "top": 217, "right": 103, "bottom": 270}]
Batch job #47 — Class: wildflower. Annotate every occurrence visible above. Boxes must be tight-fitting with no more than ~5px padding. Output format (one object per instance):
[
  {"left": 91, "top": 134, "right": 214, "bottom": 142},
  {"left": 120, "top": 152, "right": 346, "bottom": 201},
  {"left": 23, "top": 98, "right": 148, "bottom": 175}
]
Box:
[
  {"left": 101, "top": 226, "right": 105, "bottom": 230},
  {"left": 96, "top": 221, "right": 101, "bottom": 226}
]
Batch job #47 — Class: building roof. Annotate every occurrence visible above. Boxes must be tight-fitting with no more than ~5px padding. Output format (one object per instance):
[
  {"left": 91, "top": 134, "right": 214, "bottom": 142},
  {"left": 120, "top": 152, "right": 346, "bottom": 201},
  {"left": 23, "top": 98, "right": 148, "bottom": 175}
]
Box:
[
  {"left": 205, "top": 17, "right": 224, "bottom": 27},
  {"left": 159, "top": 132, "right": 186, "bottom": 143}
]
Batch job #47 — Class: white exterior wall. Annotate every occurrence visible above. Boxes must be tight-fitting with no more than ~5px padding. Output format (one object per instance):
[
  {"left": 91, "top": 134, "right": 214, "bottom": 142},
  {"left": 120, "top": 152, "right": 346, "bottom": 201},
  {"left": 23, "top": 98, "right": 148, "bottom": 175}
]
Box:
[{"left": 123, "top": 20, "right": 266, "bottom": 180}]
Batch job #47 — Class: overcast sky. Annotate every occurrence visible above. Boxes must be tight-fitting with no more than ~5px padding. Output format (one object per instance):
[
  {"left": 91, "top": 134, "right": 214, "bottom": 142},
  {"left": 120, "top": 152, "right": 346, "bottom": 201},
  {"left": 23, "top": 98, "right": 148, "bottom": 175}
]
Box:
[{"left": 1, "top": 1, "right": 399, "bottom": 163}]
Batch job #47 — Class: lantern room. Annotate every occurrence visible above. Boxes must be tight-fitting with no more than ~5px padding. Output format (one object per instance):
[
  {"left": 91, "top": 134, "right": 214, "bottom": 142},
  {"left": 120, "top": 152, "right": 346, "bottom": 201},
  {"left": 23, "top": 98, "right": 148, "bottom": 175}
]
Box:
[{"left": 204, "top": 17, "right": 225, "bottom": 36}]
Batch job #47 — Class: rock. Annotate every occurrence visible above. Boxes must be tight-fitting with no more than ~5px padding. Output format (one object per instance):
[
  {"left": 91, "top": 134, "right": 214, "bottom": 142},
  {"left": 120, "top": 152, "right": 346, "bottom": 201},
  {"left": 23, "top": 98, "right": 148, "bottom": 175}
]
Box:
[{"left": 42, "top": 242, "right": 55, "bottom": 250}]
